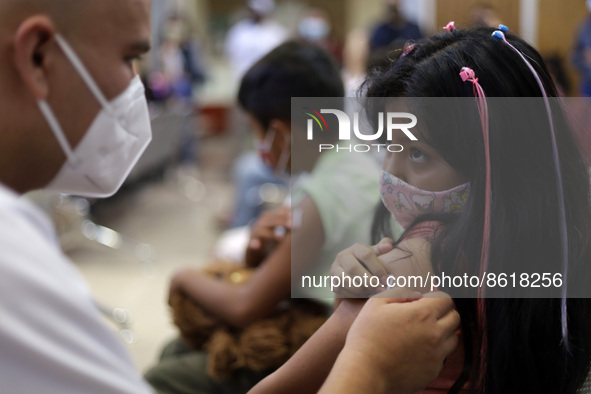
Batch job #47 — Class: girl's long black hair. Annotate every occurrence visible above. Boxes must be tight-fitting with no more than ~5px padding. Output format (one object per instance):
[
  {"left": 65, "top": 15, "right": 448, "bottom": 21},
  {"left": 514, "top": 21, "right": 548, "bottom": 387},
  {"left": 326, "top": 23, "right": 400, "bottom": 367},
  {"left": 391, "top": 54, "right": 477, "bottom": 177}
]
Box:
[{"left": 366, "top": 27, "right": 591, "bottom": 393}]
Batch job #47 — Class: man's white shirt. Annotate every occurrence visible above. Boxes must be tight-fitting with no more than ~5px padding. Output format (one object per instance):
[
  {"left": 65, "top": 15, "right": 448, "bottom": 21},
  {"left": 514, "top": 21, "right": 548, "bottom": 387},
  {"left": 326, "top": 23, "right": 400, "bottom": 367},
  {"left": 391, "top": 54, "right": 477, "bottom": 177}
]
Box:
[{"left": 0, "top": 184, "right": 153, "bottom": 394}]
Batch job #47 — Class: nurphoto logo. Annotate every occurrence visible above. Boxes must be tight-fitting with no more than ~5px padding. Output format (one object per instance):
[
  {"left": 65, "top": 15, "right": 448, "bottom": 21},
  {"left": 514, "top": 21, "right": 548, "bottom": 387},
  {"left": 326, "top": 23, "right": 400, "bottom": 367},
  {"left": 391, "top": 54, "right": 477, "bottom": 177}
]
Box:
[{"left": 304, "top": 108, "right": 418, "bottom": 152}]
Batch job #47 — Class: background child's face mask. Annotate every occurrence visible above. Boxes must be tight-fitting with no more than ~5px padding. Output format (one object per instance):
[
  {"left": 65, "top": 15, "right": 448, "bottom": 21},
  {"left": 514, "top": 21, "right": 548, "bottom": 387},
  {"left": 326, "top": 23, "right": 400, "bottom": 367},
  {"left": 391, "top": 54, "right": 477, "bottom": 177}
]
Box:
[
  {"left": 256, "top": 128, "right": 290, "bottom": 176},
  {"left": 379, "top": 170, "right": 470, "bottom": 229},
  {"left": 256, "top": 128, "right": 276, "bottom": 168}
]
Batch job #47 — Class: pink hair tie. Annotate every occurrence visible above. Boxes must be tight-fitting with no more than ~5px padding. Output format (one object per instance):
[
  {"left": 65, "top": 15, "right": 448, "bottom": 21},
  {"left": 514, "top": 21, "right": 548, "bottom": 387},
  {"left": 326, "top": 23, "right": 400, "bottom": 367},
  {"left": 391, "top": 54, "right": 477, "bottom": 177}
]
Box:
[
  {"left": 443, "top": 21, "right": 456, "bottom": 32},
  {"left": 459, "top": 66, "right": 477, "bottom": 82}
]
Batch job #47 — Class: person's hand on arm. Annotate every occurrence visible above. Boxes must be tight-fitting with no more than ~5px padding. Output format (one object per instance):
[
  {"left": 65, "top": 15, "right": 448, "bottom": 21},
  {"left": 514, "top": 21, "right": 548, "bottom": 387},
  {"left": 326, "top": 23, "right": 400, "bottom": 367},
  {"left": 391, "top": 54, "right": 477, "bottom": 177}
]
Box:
[
  {"left": 331, "top": 237, "right": 434, "bottom": 297},
  {"left": 330, "top": 238, "right": 395, "bottom": 298},
  {"left": 320, "top": 289, "right": 460, "bottom": 394},
  {"left": 251, "top": 232, "right": 397, "bottom": 393}
]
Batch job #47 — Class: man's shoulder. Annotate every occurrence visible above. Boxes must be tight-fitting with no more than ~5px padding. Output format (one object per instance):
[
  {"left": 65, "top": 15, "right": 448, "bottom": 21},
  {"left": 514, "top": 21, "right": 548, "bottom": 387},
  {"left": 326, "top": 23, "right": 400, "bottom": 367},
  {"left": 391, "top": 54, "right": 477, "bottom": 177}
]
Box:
[
  {"left": 0, "top": 187, "right": 57, "bottom": 246},
  {"left": 0, "top": 187, "right": 66, "bottom": 281}
]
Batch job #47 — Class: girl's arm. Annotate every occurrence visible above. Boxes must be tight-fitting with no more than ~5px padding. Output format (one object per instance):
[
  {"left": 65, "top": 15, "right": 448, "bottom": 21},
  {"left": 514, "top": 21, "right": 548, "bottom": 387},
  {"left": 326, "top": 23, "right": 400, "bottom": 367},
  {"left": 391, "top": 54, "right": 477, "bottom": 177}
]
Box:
[
  {"left": 249, "top": 238, "right": 427, "bottom": 394},
  {"left": 252, "top": 289, "right": 459, "bottom": 394},
  {"left": 249, "top": 299, "right": 365, "bottom": 394},
  {"left": 320, "top": 291, "right": 460, "bottom": 394},
  {"left": 170, "top": 196, "right": 325, "bottom": 328},
  {"left": 170, "top": 234, "right": 292, "bottom": 328}
]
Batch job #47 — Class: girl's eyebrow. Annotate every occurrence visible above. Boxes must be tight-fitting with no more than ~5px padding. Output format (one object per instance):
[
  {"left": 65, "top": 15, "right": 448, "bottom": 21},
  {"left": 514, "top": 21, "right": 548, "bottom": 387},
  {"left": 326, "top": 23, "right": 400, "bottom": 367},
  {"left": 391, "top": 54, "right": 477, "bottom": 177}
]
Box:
[{"left": 404, "top": 138, "right": 433, "bottom": 150}]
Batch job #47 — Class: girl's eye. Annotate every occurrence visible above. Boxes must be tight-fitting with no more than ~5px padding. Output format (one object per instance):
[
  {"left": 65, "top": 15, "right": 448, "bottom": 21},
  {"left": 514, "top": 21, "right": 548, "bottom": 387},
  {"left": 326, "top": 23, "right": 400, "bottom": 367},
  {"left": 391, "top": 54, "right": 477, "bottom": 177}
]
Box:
[{"left": 409, "top": 148, "right": 427, "bottom": 163}]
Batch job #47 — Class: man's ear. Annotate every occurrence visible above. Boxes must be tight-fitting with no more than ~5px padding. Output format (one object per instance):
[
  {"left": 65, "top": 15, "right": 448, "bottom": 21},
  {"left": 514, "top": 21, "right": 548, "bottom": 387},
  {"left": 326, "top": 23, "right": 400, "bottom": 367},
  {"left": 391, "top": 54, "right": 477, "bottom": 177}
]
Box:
[
  {"left": 269, "top": 118, "right": 291, "bottom": 146},
  {"left": 13, "top": 16, "right": 57, "bottom": 100}
]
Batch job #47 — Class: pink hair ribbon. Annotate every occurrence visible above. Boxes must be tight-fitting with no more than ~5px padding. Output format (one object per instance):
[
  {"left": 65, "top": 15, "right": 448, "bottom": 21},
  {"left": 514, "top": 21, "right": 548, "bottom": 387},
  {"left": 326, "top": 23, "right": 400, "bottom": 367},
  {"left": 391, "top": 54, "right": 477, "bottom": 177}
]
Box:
[
  {"left": 460, "top": 66, "right": 492, "bottom": 385},
  {"left": 460, "top": 67, "right": 492, "bottom": 281},
  {"left": 492, "top": 28, "right": 570, "bottom": 353}
]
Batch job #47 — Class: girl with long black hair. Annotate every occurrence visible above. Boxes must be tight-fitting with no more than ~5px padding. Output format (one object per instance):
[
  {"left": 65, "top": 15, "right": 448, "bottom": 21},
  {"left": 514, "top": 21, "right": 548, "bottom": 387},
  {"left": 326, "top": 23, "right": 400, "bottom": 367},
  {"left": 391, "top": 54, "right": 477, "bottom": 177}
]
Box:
[
  {"left": 350, "top": 25, "right": 591, "bottom": 392},
  {"left": 252, "top": 25, "right": 591, "bottom": 393}
]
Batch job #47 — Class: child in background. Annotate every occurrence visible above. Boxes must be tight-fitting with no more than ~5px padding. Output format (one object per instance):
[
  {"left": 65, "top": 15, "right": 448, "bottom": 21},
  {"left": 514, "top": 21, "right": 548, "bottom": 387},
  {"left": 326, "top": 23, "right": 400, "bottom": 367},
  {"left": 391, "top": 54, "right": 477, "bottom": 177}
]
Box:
[
  {"left": 145, "top": 41, "right": 384, "bottom": 394},
  {"left": 252, "top": 26, "right": 591, "bottom": 393}
]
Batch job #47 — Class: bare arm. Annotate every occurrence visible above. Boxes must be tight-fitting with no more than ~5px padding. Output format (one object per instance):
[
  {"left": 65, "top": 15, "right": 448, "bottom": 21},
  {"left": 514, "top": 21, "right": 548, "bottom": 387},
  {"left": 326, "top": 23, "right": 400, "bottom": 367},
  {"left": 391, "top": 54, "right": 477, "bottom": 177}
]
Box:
[
  {"left": 320, "top": 291, "right": 460, "bottom": 394},
  {"left": 244, "top": 206, "right": 291, "bottom": 268},
  {"left": 289, "top": 195, "right": 326, "bottom": 279},
  {"left": 170, "top": 196, "right": 325, "bottom": 328},
  {"left": 250, "top": 234, "right": 442, "bottom": 393},
  {"left": 170, "top": 234, "right": 292, "bottom": 328},
  {"left": 249, "top": 299, "right": 365, "bottom": 394}
]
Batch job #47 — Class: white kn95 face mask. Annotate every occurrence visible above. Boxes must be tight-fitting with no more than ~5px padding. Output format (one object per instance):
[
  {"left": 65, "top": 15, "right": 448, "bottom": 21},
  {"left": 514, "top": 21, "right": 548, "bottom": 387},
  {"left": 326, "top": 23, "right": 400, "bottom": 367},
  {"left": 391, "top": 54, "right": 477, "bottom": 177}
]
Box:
[{"left": 38, "top": 34, "right": 152, "bottom": 198}]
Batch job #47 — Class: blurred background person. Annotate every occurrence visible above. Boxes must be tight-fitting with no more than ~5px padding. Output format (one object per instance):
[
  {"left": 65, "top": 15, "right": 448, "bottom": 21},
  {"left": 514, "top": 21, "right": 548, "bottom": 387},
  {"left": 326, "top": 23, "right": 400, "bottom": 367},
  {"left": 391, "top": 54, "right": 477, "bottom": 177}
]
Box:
[
  {"left": 341, "top": 28, "right": 370, "bottom": 96},
  {"left": 153, "top": 15, "right": 206, "bottom": 109},
  {"left": 573, "top": 0, "right": 591, "bottom": 97},
  {"left": 152, "top": 15, "right": 206, "bottom": 168},
  {"left": 468, "top": 3, "right": 502, "bottom": 28},
  {"left": 368, "top": 0, "right": 423, "bottom": 53},
  {"left": 366, "top": 0, "right": 423, "bottom": 76},
  {"left": 225, "top": 0, "right": 288, "bottom": 84},
  {"left": 297, "top": 6, "right": 342, "bottom": 65},
  {"left": 220, "top": 0, "right": 290, "bottom": 228}
]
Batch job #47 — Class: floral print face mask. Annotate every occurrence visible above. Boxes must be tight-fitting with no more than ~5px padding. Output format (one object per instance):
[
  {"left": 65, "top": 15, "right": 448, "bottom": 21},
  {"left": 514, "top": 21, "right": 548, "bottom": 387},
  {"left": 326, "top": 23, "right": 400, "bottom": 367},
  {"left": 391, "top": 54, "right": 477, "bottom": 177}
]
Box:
[{"left": 379, "top": 170, "right": 470, "bottom": 229}]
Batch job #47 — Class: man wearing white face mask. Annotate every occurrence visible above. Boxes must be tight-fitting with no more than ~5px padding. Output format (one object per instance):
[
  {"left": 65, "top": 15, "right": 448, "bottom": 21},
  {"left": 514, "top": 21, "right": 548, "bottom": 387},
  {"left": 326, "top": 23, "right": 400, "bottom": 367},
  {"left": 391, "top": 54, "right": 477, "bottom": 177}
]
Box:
[{"left": 0, "top": 1, "right": 154, "bottom": 393}]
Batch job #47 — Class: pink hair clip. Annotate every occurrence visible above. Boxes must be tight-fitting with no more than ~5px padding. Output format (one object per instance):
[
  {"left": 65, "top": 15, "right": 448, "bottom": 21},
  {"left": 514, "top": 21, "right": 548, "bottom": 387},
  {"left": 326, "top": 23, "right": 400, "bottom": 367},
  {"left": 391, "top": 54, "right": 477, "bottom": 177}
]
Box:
[
  {"left": 459, "top": 66, "right": 477, "bottom": 82},
  {"left": 400, "top": 41, "right": 416, "bottom": 57},
  {"left": 443, "top": 21, "right": 456, "bottom": 32}
]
